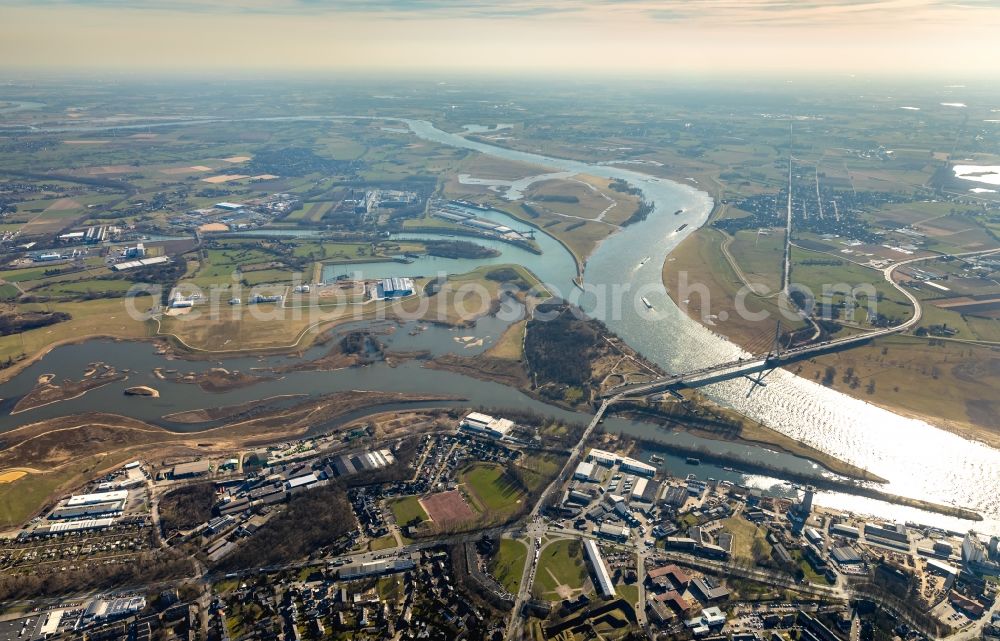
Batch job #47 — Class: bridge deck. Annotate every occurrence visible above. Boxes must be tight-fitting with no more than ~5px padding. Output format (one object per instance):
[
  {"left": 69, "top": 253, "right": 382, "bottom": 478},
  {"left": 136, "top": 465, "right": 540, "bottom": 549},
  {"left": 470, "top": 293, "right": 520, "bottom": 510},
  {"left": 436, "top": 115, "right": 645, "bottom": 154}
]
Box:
[{"left": 611, "top": 329, "right": 885, "bottom": 398}]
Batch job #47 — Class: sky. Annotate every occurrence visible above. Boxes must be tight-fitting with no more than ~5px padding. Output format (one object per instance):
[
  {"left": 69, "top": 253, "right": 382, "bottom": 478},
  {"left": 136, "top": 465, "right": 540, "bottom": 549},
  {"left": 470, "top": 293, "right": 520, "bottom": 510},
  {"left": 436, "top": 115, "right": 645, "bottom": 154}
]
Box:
[{"left": 1, "top": 0, "right": 999, "bottom": 77}]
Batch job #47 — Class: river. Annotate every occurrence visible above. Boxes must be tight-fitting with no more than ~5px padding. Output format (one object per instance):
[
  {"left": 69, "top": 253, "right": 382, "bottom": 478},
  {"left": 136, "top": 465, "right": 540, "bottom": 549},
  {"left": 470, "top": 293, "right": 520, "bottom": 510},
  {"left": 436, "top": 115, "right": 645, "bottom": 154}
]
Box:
[
  {"left": 401, "top": 118, "right": 1000, "bottom": 535},
  {"left": 1, "top": 113, "right": 998, "bottom": 534}
]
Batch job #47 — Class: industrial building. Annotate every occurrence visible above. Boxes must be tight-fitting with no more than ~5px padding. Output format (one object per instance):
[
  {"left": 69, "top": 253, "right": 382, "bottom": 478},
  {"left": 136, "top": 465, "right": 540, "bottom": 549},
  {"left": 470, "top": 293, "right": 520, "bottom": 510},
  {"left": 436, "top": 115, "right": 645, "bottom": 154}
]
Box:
[
  {"left": 663, "top": 486, "right": 688, "bottom": 509},
  {"left": 932, "top": 540, "right": 954, "bottom": 556},
  {"left": 619, "top": 456, "right": 656, "bottom": 477},
  {"left": 961, "top": 531, "right": 1000, "bottom": 572},
  {"left": 172, "top": 460, "right": 211, "bottom": 478},
  {"left": 66, "top": 490, "right": 128, "bottom": 507},
  {"left": 631, "top": 478, "right": 659, "bottom": 503},
  {"left": 113, "top": 255, "right": 170, "bottom": 271},
  {"left": 122, "top": 242, "right": 146, "bottom": 259},
  {"left": 377, "top": 277, "right": 415, "bottom": 299},
  {"left": 459, "top": 412, "right": 514, "bottom": 439},
  {"left": 597, "top": 522, "right": 630, "bottom": 541},
  {"left": 830, "top": 523, "right": 860, "bottom": 539},
  {"left": 39, "top": 610, "right": 63, "bottom": 637},
  {"left": 864, "top": 521, "right": 909, "bottom": 544},
  {"left": 798, "top": 486, "right": 815, "bottom": 515},
  {"left": 50, "top": 501, "right": 125, "bottom": 520},
  {"left": 205, "top": 515, "right": 235, "bottom": 534},
  {"left": 583, "top": 448, "right": 655, "bottom": 476},
  {"left": 831, "top": 546, "right": 862, "bottom": 565},
  {"left": 586, "top": 448, "right": 618, "bottom": 467},
  {"left": 34, "top": 517, "right": 117, "bottom": 535},
  {"left": 330, "top": 448, "right": 397, "bottom": 477},
  {"left": 84, "top": 596, "right": 146, "bottom": 621},
  {"left": 583, "top": 539, "right": 615, "bottom": 599},
  {"left": 340, "top": 558, "right": 416, "bottom": 580},
  {"left": 926, "top": 558, "right": 959, "bottom": 577},
  {"left": 573, "top": 461, "right": 596, "bottom": 482},
  {"left": 286, "top": 473, "right": 319, "bottom": 491},
  {"left": 84, "top": 225, "right": 110, "bottom": 243}
]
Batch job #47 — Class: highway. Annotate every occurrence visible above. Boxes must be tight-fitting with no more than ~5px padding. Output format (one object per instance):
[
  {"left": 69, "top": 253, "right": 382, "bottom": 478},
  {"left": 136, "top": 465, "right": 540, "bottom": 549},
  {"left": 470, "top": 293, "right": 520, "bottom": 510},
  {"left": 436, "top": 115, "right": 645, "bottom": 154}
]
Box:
[
  {"left": 782, "top": 146, "right": 793, "bottom": 296},
  {"left": 503, "top": 398, "right": 614, "bottom": 641}
]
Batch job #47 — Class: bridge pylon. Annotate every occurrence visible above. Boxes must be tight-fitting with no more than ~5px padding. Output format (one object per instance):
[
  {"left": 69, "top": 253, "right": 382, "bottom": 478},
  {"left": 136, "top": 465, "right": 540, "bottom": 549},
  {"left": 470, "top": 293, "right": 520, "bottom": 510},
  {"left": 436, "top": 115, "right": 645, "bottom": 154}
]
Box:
[{"left": 744, "top": 321, "right": 783, "bottom": 397}]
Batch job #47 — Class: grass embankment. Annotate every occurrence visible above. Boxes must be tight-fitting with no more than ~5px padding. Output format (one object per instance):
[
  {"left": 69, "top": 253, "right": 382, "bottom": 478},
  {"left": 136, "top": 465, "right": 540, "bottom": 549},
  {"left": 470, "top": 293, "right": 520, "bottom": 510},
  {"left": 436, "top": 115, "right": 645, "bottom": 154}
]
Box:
[
  {"left": 489, "top": 538, "right": 528, "bottom": 593},
  {"left": 488, "top": 319, "right": 527, "bottom": 360}
]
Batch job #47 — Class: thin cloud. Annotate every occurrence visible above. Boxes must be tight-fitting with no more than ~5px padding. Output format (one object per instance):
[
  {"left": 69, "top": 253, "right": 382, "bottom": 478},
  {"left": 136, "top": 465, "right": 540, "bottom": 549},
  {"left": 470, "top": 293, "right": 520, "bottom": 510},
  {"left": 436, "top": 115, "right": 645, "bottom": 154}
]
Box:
[
  {"left": 4, "top": 0, "right": 590, "bottom": 18},
  {"left": 643, "top": 0, "right": 999, "bottom": 26},
  {"left": 7, "top": 0, "right": 1000, "bottom": 24}
]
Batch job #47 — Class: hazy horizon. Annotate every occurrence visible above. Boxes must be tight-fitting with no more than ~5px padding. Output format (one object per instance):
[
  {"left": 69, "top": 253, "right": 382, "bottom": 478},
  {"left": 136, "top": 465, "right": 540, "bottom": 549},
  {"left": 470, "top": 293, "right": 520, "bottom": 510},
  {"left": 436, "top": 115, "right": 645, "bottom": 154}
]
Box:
[{"left": 2, "top": 0, "right": 999, "bottom": 78}]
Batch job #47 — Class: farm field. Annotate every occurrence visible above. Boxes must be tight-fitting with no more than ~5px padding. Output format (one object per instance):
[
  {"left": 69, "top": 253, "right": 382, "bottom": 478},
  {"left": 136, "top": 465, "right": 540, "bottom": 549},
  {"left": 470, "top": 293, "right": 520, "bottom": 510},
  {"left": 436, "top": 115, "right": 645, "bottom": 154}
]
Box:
[
  {"left": 727, "top": 228, "right": 785, "bottom": 293},
  {"left": 789, "top": 246, "right": 914, "bottom": 325},
  {"left": 185, "top": 246, "right": 301, "bottom": 289},
  {"left": 663, "top": 228, "right": 807, "bottom": 349}
]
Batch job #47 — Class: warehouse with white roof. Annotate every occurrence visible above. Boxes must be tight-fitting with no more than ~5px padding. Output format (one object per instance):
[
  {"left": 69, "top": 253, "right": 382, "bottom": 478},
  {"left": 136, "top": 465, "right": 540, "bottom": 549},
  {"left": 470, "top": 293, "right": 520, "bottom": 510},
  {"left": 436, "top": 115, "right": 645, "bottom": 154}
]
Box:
[
  {"left": 583, "top": 539, "right": 616, "bottom": 599},
  {"left": 460, "top": 412, "right": 514, "bottom": 439},
  {"left": 66, "top": 490, "right": 128, "bottom": 507},
  {"left": 574, "top": 461, "right": 597, "bottom": 482}
]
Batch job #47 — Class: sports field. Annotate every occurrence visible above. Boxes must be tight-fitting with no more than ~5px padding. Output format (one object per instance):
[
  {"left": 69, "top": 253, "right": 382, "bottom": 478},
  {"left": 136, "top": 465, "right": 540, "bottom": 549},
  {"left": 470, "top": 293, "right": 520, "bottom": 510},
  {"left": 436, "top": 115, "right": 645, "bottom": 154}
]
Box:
[
  {"left": 420, "top": 490, "right": 475, "bottom": 526},
  {"left": 459, "top": 463, "right": 524, "bottom": 512},
  {"left": 0, "top": 470, "right": 27, "bottom": 484}
]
